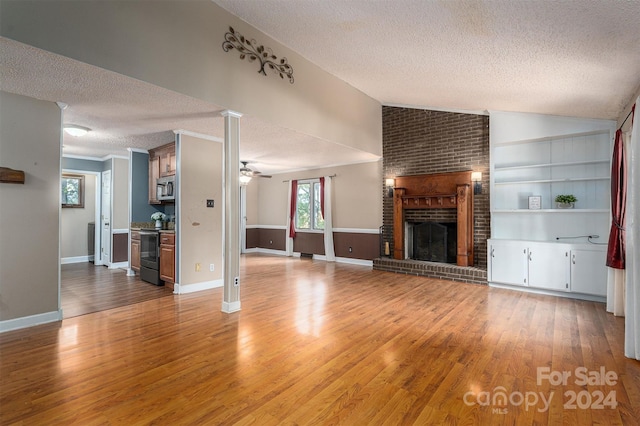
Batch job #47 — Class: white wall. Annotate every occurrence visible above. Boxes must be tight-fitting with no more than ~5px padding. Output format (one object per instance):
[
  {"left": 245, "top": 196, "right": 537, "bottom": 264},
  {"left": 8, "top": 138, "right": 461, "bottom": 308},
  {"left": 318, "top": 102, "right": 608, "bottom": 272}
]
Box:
[
  {"left": 112, "top": 157, "right": 129, "bottom": 230},
  {"left": 178, "top": 134, "right": 223, "bottom": 288},
  {"left": 0, "top": 1, "right": 381, "bottom": 158},
  {"left": 61, "top": 172, "right": 96, "bottom": 259},
  {"left": 0, "top": 91, "right": 61, "bottom": 325}
]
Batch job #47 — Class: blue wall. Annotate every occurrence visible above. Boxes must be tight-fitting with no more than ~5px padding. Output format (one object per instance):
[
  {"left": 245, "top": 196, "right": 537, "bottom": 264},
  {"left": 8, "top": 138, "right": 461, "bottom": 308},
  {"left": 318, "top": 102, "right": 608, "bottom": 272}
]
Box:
[
  {"left": 62, "top": 157, "right": 103, "bottom": 172},
  {"left": 131, "top": 151, "right": 161, "bottom": 222}
]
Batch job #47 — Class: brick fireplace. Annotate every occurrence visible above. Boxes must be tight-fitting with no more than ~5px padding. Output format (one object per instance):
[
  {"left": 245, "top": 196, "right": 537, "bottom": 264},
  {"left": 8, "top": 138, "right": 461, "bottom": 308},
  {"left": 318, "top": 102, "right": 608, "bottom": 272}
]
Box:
[
  {"left": 393, "top": 171, "right": 474, "bottom": 266},
  {"left": 375, "top": 106, "right": 489, "bottom": 285}
]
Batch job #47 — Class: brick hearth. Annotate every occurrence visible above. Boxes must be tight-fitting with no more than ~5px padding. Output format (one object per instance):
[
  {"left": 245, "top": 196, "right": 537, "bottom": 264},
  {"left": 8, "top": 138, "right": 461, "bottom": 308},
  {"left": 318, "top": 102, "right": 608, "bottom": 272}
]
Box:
[{"left": 373, "top": 257, "right": 487, "bottom": 285}]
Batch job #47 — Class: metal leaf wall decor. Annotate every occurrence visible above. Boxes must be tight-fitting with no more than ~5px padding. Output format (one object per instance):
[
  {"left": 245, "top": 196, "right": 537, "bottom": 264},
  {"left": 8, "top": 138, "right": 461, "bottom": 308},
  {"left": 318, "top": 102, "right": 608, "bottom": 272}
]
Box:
[{"left": 222, "top": 26, "right": 294, "bottom": 84}]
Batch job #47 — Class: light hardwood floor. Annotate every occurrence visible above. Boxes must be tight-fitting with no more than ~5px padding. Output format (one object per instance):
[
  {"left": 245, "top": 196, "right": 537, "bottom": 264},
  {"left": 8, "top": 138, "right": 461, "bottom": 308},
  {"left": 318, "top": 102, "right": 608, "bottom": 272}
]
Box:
[
  {"left": 61, "top": 262, "right": 174, "bottom": 318},
  {"left": 2, "top": 254, "right": 639, "bottom": 425}
]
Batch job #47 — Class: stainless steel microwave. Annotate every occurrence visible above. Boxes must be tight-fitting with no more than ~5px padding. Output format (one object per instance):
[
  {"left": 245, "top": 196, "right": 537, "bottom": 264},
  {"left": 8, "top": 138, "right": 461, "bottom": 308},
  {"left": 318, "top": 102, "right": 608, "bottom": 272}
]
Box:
[{"left": 156, "top": 176, "right": 175, "bottom": 201}]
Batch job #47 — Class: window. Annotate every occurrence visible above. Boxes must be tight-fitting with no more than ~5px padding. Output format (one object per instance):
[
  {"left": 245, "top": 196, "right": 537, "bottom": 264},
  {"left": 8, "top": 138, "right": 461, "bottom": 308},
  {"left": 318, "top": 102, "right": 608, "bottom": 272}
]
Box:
[
  {"left": 296, "top": 180, "right": 324, "bottom": 230},
  {"left": 61, "top": 174, "right": 84, "bottom": 208}
]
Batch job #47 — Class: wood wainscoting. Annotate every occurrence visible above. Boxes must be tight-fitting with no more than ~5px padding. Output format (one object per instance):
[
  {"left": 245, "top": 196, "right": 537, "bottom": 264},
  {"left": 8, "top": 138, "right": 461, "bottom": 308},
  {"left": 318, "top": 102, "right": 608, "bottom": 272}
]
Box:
[{"left": 2, "top": 254, "right": 637, "bottom": 424}]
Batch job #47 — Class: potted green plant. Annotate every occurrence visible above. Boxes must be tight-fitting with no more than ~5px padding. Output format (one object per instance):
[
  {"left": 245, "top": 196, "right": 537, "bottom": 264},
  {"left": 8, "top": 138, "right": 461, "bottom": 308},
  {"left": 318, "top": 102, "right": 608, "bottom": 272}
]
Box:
[{"left": 555, "top": 194, "right": 577, "bottom": 209}]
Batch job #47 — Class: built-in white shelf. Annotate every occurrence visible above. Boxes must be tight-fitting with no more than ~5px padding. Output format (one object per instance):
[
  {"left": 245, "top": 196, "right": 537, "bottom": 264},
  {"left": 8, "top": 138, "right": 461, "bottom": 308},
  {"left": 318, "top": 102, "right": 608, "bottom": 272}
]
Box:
[
  {"left": 494, "top": 159, "right": 609, "bottom": 171},
  {"left": 491, "top": 209, "right": 609, "bottom": 214},
  {"left": 494, "top": 176, "right": 610, "bottom": 185}
]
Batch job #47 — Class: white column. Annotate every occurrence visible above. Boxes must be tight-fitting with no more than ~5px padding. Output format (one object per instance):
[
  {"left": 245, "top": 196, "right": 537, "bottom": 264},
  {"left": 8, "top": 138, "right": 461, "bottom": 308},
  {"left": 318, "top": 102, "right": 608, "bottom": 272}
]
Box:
[{"left": 221, "top": 110, "right": 242, "bottom": 313}]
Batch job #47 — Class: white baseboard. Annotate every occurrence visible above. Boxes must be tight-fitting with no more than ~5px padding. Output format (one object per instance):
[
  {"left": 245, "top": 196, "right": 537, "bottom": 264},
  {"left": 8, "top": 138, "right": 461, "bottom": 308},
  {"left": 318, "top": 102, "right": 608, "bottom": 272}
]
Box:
[
  {"left": 173, "top": 279, "right": 223, "bottom": 295},
  {"left": 248, "top": 249, "right": 372, "bottom": 266},
  {"left": 222, "top": 300, "right": 241, "bottom": 313},
  {"left": 249, "top": 248, "right": 287, "bottom": 256},
  {"left": 61, "top": 255, "right": 91, "bottom": 264},
  {"left": 0, "top": 310, "right": 63, "bottom": 333},
  {"left": 336, "top": 257, "right": 373, "bottom": 267},
  {"left": 488, "top": 282, "right": 606, "bottom": 303},
  {"left": 109, "top": 261, "right": 128, "bottom": 269}
]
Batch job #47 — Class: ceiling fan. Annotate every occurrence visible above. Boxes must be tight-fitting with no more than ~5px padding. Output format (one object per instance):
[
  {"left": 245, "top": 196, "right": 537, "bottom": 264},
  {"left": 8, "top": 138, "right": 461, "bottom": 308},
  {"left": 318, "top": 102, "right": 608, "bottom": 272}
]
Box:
[{"left": 240, "top": 161, "right": 271, "bottom": 185}]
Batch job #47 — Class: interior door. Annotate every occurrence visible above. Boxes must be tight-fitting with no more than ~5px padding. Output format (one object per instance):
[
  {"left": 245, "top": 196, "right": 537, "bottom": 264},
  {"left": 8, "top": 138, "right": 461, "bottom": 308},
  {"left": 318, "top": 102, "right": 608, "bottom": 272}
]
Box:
[{"left": 101, "top": 170, "right": 111, "bottom": 266}]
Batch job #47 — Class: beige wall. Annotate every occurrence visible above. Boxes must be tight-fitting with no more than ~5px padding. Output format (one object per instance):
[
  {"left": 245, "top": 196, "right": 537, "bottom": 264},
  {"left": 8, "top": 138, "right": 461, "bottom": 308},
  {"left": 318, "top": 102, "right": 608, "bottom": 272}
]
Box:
[
  {"left": 112, "top": 157, "right": 129, "bottom": 230},
  {"left": 0, "top": 1, "right": 381, "bottom": 157},
  {"left": 61, "top": 173, "right": 96, "bottom": 258},
  {"left": 618, "top": 85, "right": 640, "bottom": 130},
  {"left": 0, "top": 91, "right": 61, "bottom": 322},
  {"left": 178, "top": 134, "right": 223, "bottom": 286},
  {"left": 244, "top": 178, "right": 259, "bottom": 226},
  {"left": 255, "top": 161, "right": 382, "bottom": 230}
]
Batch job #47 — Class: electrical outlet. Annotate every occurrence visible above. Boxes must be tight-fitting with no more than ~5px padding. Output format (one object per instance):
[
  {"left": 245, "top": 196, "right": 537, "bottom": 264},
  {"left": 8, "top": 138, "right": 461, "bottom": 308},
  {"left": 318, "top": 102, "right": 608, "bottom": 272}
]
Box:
[
  {"left": 195, "top": 263, "right": 201, "bottom": 272},
  {"left": 206, "top": 199, "right": 214, "bottom": 208},
  {"left": 234, "top": 277, "right": 239, "bottom": 287},
  {"left": 270, "top": 240, "right": 273, "bottom": 245},
  {"left": 348, "top": 247, "right": 353, "bottom": 253},
  {"left": 209, "top": 263, "right": 214, "bottom": 272}
]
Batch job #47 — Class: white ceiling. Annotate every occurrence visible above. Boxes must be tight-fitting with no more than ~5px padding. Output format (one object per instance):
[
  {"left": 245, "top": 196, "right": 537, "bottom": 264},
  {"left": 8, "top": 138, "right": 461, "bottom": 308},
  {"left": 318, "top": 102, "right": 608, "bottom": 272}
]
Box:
[{"left": 2, "top": 1, "right": 640, "bottom": 174}]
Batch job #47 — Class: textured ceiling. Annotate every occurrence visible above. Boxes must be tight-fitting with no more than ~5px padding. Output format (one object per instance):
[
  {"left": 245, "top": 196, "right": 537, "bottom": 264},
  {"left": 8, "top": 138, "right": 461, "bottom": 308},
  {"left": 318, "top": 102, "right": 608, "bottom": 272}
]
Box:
[
  {"left": 2, "top": 0, "right": 640, "bottom": 174},
  {"left": 215, "top": 0, "right": 640, "bottom": 119}
]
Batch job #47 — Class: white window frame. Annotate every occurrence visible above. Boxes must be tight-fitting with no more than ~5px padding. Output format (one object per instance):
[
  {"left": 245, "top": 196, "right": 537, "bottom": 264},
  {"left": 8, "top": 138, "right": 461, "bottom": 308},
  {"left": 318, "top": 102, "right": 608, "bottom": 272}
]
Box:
[{"left": 295, "top": 179, "right": 324, "bottom": 232}]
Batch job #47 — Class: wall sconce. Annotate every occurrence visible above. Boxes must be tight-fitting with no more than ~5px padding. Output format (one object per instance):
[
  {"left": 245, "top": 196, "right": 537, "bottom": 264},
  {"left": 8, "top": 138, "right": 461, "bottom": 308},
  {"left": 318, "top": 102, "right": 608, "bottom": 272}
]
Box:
[
  {"left": 471, "top": 172, "right": 482, "bottom": 195},
  {"left": 385, "top": 178, "right": 395, "bottom": 198}
]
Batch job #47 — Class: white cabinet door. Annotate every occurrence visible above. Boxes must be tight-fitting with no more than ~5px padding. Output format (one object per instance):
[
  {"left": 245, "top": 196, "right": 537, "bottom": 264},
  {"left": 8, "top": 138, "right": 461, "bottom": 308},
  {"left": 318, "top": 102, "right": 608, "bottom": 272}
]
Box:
[
  {"left": 489, "top": 240, "right": 528, "bottom": 286},
  {"left": 528, "top": 243, "right": 570, "bottom": 292},
  {"left": 571, "top": 249, "right": 607, "bottom": 296}
]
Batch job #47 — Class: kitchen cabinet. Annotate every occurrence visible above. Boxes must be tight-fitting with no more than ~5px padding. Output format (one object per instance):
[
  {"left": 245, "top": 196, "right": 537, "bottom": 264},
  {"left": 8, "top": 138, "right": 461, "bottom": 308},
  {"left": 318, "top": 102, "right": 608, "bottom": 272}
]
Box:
[
  {"left": 148, "top": 142, "right": 175, "bottom": 204},
  {"left": 131, "top": 230, "right": 141, "bottom": 272},
  {"left": 159, "top": 232, "right": 175, "bottom": 284},
  {"left": 148, "top": 155, "right": 160, "bottom": 204},
  {"left": 159, "top": 147, "right": 176, "bottom": 177},
  {"left": 488, "top": 239, "right": 606, "bottom": 300}
]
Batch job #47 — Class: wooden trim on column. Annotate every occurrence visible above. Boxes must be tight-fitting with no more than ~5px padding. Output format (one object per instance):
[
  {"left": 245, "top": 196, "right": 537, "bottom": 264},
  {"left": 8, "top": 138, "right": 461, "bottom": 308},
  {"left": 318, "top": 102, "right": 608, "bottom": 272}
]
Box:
[
  {"left": 456, "top": 184, "right": 473, "bottom": 266},
  {"left": 393, "top": 188, "right": 406, "bottom": 260}
]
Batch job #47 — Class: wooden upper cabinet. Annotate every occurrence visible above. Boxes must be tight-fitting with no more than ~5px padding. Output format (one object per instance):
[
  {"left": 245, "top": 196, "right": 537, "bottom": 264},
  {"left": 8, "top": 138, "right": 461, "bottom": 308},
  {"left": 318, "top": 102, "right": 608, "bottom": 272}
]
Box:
[
  {"left": 148, "top": 142, "right": 175, "bottom": 204},
  {"left": 148, "top": 154, "right": 161, "bottom": 204},
  {"left": 159, "top": 147, "right": 176, "bottom": 177}
]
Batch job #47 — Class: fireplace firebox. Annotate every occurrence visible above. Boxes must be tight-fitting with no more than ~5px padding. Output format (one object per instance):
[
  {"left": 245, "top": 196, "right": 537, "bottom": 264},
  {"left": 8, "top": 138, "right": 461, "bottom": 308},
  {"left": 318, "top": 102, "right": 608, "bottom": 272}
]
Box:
[{"left": 408, "top": 222, "right": 457, "bottom": 263}]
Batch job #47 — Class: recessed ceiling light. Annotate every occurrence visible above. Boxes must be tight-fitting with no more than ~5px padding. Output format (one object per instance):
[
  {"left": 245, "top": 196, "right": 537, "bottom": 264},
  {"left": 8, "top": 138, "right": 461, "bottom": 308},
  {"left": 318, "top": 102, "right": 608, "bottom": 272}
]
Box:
[{"left": 64, "top": 125, "right": 91, "bottom": 137}]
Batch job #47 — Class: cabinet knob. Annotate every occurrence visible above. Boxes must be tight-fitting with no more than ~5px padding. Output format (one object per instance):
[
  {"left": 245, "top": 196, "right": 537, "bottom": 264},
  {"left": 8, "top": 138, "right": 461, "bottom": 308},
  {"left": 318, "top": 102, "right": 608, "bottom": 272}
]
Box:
[{"left": 572, "top": 254, "right": 576, "bottom": 265}]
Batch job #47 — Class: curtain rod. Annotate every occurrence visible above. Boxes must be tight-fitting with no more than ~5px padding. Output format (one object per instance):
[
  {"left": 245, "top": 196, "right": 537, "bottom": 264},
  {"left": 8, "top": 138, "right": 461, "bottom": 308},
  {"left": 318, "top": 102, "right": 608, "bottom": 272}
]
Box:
[
  {"left": 282, "top": 174, "right": 336, "bottom": 182},
  {"left": 619, "top": 103, "right": 636, "bottom": 130}
]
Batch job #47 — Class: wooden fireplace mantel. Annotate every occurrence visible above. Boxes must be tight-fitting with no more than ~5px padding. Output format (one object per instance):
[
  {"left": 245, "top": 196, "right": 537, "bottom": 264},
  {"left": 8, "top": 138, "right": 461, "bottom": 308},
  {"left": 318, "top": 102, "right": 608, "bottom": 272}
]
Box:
[{"left": 392, "top": 171, "right": 474, "bottom": 266}]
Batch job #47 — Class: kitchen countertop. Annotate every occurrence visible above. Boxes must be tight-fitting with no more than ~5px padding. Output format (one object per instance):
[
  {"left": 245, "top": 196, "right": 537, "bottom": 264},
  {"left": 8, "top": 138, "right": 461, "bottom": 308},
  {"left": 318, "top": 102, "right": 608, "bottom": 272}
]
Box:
[{"left": 131, "top": 222, "right": 175, "bottom": 232}]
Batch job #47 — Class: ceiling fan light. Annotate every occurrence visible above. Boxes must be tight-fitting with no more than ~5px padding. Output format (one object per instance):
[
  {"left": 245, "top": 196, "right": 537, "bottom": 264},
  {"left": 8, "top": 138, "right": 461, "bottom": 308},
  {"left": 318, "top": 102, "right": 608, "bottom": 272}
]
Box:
[
  {"left": 64, "top": 125, "right": 91, "bottom": 137},
  {"left": 239, "top": 174, "right": 252, "bottom": 185}
]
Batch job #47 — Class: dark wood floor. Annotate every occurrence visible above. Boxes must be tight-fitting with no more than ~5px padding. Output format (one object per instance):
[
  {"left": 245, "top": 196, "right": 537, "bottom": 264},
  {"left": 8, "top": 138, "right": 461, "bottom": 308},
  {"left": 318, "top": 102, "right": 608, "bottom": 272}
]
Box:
[
  {"left": 61, "top": 262, "right": 174, "bottom": 318},
  {"left": 2, "top": 254, "right": 639, "bottom": 424}
]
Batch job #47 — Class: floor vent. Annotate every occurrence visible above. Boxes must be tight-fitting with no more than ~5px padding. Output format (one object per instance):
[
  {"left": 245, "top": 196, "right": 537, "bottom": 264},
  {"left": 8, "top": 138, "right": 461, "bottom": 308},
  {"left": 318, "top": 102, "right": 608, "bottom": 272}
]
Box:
[{"left": 300, "top": 253, "right": 313, "bottom": 259}]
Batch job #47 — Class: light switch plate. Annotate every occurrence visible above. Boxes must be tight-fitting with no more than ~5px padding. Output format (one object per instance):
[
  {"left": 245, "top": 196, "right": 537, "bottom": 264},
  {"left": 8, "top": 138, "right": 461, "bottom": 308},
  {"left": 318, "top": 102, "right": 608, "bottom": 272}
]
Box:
[{"left": 206, "top": 199, "right": 214, "bottom": 208}]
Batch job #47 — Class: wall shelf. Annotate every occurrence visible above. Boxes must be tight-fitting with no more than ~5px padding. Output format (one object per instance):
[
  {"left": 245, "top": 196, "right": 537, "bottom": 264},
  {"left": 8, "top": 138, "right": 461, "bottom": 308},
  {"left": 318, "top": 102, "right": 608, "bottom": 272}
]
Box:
[
  {"left": 491, "top": 209, "right": 609, "bottom": 214},
  {"left": 494, "top": 177, "right": 610, "bottom": 185},
  {"left": 494, "top": 159, "right": 609, "bottom": 171}
]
